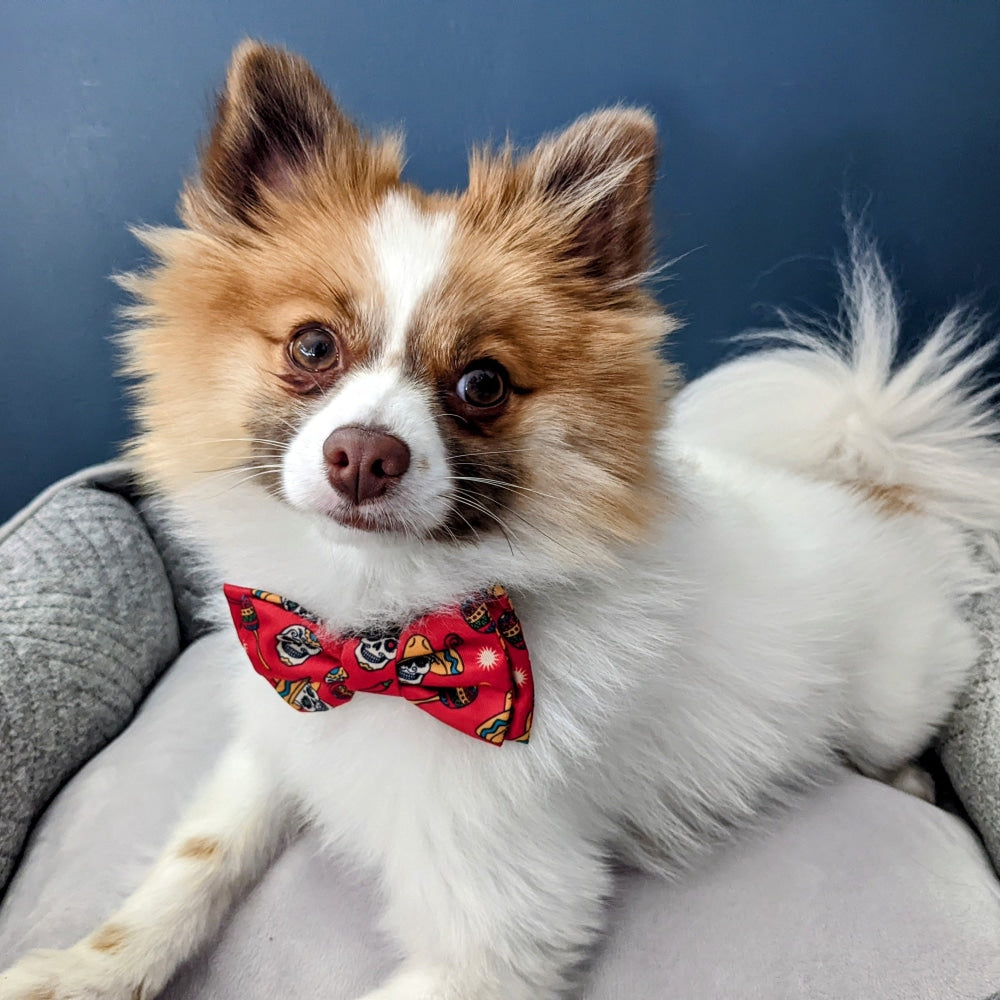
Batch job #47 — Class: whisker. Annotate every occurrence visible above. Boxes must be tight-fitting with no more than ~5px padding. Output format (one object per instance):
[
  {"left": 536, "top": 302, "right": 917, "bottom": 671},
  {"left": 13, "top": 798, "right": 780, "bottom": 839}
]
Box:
[
  {"left": 166, "top": 437, "right": 289, "bottom": 452},
  {"left": 448, "top": 448, "right": 535, "bottom": 461},
  {"left": 194, "top": 462, "right": 285, "bottom": 475},
  {"left": 452, "top": 490, "right": 504, "bottom": 524},
  {"left": 453, "top": 492, "right": 518, "bottom": 557},
  {"left": 457, "top": 488, "right": 578, "bottom": 559},
  {"left": 446, "top": 505, "right": 483, "bottom": 546},
  {"left": 203, "top": 437, "right": 290, "bottom": 448},
  {"left": 274, "top": 412, "right": 304, "bottom": 433},
  {"left": 192, "top": 468, "right": 283, "bottom": 501},
  {"left": 451, "top": 475, "right": 563, "bottom": 503}
]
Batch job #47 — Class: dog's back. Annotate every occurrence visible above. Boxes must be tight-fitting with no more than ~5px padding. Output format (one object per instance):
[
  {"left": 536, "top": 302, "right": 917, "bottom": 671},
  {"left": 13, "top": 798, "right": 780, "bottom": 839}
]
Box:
[
  {"left": 662, "top": 232, "right": 999, "bottom": 799},
  {"left": 672, "top": 232, "right": 1000, "bottom": 535}
]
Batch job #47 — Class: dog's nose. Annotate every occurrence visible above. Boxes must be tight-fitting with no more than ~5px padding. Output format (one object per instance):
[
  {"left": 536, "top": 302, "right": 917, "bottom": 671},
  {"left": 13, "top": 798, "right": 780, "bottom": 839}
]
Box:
[{"left": 322, "top": 426, "right": 411, "bottom": 504}]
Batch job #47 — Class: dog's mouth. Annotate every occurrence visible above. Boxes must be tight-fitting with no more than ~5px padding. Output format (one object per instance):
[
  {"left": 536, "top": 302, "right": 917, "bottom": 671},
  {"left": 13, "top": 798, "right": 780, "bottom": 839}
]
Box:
[{"left": 325, "top": 500, "right": 414, "bottom": 535}]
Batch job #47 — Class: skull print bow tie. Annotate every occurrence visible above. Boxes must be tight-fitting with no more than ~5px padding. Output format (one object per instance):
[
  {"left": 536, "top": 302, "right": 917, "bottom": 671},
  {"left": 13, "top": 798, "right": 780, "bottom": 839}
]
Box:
[{"left": 223, "top": 583, "right": 533, "bottom": 746}]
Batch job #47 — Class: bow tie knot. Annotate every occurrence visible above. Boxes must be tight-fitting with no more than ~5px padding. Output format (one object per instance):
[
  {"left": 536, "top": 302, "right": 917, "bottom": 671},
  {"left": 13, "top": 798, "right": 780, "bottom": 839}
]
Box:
[{"left": 224, "top": 584, "right": 533, "bottom": 746}]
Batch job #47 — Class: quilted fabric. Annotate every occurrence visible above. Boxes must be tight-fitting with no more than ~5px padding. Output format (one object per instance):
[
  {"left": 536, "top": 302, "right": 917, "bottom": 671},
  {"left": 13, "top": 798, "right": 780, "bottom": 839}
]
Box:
[
  {"left": 0, "top": 484, "right": 180, "bottom": 892},
  {"left": 940, "top": 576, "right": 1000, "bottom": 875}
]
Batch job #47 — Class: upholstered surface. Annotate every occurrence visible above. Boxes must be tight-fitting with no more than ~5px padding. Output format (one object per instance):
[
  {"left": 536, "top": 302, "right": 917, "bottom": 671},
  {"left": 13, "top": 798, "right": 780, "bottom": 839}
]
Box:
[
  {"left": 941, "top": 574, "right": 1000, "bottom": 875},
  {"left": 2, "top": 631, "right": 998, "bottom": 1000},
  {"left": 0, "top": 479, "right": 179, "bottom": 892}
]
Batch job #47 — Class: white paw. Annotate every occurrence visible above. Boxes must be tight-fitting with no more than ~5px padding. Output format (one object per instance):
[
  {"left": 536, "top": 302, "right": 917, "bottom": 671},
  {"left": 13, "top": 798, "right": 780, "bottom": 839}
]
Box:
[
  {"left": 357, "top": 966, "right": 451, "bottom": 1000},
  {"left": 356, "top": 964, "right": 526, "bottom": 1000},
  {"left": 0, "top": 946, "right": 139, "bottom": 1000},
  {"left": 890, "top": 763, "right": 937, "bottom": 804}
]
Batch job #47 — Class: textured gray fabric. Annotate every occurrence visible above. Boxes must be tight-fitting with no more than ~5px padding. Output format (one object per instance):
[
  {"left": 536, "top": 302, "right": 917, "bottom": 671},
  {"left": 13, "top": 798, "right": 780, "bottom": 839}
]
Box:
[
  {"left": 1, "top": 632, "right": 999, "bottom": 1000},
  {"left": 941, "top": 578, "right": 1000, "bottom": 875},
  {"left": 0, "top": 462, "right": 133, "bottom": 546},
  {"left": 0, "top": 484, "right": 180, "bottom": 894},
  {"left": 0, "top": 461, "right": 220, "bottom": 651}
]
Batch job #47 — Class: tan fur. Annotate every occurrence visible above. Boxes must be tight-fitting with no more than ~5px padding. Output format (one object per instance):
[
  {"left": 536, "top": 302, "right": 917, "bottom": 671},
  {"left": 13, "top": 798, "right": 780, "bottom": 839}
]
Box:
[
  {"left": 121, "top": 41, "right": 403, "bottom": 496},
  {"left": 432, "top": 172, "right": 676, "bottom": 542},
  {"left": 850, "top": 481, "right": 921, "bottom": 517},
  {"left": 87, "top": 924, "right": 128, "bottom": 954},
  {"left": 121, "top": 41, "right": 678, "bottom": 557},
  {"left": 175, "top": 836, "right": 222, "bottom": 862},
  {"left": 121, "top": 167, "right": 399, "bottom": 494}
]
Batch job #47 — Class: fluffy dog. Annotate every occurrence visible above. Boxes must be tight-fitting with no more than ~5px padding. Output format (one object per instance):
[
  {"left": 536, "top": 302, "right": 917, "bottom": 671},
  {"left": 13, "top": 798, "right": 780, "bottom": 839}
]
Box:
[{"left": 2, "top": 40, "right": 998, "bottom": 1000}]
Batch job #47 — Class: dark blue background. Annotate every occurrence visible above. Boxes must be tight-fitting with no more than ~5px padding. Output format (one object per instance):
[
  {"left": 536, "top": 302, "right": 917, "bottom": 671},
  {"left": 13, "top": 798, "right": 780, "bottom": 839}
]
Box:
[{"left": 2, "top": 1, "right": 999, "bottom": 520}]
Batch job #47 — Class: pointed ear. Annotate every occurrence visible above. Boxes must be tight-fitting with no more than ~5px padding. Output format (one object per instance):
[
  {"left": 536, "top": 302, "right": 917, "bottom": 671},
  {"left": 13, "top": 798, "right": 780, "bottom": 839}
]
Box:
[
  {"left": 525, "top": 108, "right": 658, "bottom": 287},
  {"left": 197, "top": 41, "right": 366, "bottom": 224}
]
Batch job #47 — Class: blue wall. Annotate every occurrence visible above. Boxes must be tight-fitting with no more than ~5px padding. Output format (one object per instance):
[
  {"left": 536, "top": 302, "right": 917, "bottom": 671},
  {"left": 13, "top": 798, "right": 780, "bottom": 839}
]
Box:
[{"left": 2, "top": 1, "right": 999, "bottom": 520}]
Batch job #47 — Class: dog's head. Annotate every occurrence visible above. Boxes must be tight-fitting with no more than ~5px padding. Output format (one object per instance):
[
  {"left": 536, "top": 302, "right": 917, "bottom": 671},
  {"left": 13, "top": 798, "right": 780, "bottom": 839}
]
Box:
[{"left": 122, "top": 42, "right": 676, "bottom": 600}]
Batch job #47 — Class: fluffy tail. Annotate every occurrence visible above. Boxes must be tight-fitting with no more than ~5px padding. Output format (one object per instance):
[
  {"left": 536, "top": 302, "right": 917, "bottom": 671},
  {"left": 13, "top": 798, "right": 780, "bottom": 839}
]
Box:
[{"left": 673, "top": 231, "right": 1000, "bottom": 531}]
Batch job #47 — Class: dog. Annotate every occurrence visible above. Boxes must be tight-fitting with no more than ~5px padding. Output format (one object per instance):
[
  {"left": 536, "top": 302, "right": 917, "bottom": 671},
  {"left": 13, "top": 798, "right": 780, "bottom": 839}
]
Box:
[{"left": 2, "top": 39, "right": 998, "bottom": 1000}]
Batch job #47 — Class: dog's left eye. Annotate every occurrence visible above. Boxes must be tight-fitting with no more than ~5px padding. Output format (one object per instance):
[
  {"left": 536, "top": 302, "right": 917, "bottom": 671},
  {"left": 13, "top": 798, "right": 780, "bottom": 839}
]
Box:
[
  {"left": 288, "top": 325, "right": 340, "bottom": 371},
  {"left": 455, "top": 362, "right": 509, "bottom": 410}
]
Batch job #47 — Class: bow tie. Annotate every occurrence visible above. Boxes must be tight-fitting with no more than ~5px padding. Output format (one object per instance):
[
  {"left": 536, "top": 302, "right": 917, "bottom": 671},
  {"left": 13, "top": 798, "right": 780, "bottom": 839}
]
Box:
[{"left": 223, "top": 583, "right": 533, "bottom": 746}]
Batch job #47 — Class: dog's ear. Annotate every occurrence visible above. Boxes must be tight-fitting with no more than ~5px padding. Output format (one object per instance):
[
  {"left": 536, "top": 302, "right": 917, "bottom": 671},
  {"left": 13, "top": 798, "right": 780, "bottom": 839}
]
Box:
[
  {"left": 525, "top": 108, "right": 658, "bottom": 287},
  {"left": 196, "top": 41, "right": 375, "bottom": 225}
]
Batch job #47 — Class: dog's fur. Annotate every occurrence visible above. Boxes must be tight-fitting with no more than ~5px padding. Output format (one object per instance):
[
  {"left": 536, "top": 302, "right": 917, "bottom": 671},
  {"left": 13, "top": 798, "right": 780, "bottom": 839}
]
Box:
[{"left": 3, "top": 40, "right": 1000, "bottom": 1000}]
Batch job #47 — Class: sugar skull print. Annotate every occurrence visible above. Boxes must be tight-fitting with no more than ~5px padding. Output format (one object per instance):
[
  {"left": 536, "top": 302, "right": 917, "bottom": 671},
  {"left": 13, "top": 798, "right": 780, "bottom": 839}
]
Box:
[{"left": 274, "top": 623, "right": 322, "bottom": 667}]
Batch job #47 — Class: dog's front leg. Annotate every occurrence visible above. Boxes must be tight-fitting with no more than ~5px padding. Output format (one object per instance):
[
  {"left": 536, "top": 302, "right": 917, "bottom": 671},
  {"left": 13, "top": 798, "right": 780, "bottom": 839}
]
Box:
[
  {"left": 0, "top": 739, "right": 292, "bottom": 1000},
  {"left": 359, "top": 812, "right": 613, "bottom": 1000}
]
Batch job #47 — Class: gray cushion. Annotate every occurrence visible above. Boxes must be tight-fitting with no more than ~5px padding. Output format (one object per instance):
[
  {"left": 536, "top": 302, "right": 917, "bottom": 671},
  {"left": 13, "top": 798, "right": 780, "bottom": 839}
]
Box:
[
  {"left": 2, "top": 632, "right": 999, "bottom": 999},
  {"left": 0, "top": 479, "right": 180, "bottom": 893},
  {"left": 940, "top": 576, "right": 1000, "bottom": 876}
]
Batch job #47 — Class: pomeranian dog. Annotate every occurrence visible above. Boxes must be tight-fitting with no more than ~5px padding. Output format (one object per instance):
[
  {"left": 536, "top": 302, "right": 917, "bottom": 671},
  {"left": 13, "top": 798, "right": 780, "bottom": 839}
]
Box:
[{"left": 2, "top": 39, "right": 999, "bottom": 1000}]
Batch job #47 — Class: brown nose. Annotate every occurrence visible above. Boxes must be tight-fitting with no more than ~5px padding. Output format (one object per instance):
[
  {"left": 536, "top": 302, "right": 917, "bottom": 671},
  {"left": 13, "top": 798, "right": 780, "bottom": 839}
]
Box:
[{"left": 322, "top": 426, "right": 411, "bottom": 504}]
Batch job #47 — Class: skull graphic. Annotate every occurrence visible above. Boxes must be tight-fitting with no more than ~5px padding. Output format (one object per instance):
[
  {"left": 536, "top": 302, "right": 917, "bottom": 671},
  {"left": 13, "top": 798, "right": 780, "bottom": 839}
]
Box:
[
  {"left": 396, "top": 635, "right": 435, "bottom": 684},
  {"left": 354, "top": 633, "right": 399, "bottom": 672},
  {"left": 396, "top": 652, "right": 433, "bottom": 686},
  {"left": 274, "top": 623, "right": 322, "bottom": 666},
  {"left": 275, "top": 678, "right": 329, "bottom": 712},
  {"left": 395, "top": 633, "right": 461, "bottom": 685},
  {"left": 291, "top": 681, "right": 327, "bottom": 712}
]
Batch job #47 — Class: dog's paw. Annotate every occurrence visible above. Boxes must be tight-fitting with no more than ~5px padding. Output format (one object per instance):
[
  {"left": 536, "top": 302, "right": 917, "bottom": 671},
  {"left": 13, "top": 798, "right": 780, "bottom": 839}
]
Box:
[
  {"left": 0, "top": 946, "right": 140, "bottom": 1000},
  {"left": 356, "top": 964, "right": 529, "bottom": 1000},
  {"left": 356, "top": 966, "right": 453, "bottom": 1000},
  {"left": 889, "top": 762, "right": 937, "bottom": 803}
]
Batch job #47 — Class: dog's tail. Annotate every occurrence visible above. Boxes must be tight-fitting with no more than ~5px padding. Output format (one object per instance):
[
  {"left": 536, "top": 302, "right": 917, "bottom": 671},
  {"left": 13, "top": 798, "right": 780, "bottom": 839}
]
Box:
[{"left": 673, "top": 231, "right": 1000, "bottom": 531}]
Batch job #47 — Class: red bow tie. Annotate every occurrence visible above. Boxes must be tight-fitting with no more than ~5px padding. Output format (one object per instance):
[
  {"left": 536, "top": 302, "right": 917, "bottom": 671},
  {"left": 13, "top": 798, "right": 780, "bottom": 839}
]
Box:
[{"left": 223, "top": 584, "right": 533, "bottom": 746}]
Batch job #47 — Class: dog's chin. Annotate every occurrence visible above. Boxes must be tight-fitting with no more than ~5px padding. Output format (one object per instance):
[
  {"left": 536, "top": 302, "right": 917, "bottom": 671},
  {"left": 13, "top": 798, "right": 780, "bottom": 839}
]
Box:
[
  {"left": 327, "top": 504, "right": 413, "bottom": 536},
  {"left": 329, "top": 507, "right": 394, "bottom": 532},
  {"left": 291, "top": 491, "right": 439, "bottom": 544}
]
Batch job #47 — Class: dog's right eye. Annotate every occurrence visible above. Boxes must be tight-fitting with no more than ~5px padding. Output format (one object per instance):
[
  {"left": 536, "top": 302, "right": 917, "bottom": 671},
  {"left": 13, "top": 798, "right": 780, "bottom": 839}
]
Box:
[{"left": 288, "top": 325, "right": 340, "bottom": 372}]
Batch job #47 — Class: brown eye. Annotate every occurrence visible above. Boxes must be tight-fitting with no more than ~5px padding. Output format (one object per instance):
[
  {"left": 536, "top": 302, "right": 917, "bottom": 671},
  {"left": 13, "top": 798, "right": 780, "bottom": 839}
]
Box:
[
  {"left": 456, "top": 361, "right": 509, "bottom": 409},
  {"left": 288, "top": 325, "right": 339, "bottom": 371}
]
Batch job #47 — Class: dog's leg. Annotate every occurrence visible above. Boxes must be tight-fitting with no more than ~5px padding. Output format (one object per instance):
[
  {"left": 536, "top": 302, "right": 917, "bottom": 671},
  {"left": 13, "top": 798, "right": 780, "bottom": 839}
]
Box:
[
  {"left": 357, "top": 813, "right": 613, "bottom": 1000},
  {"left": 0, "top": 740, "right": 292, "bottom": 1000},
  {"left": 856, "top": 760, "right": 937, "bottom": 804}
]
